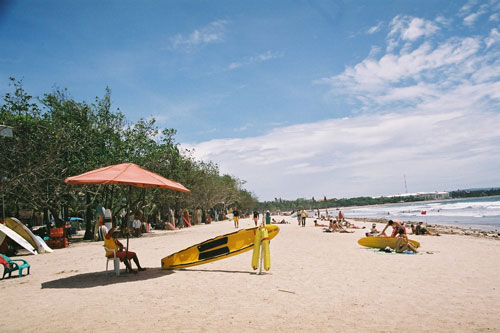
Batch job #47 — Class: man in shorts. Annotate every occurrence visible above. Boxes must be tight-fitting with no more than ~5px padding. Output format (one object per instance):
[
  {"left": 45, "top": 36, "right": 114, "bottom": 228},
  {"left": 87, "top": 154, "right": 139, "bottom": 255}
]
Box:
[
  {"left": 378, "top": 219, "right": 406, "bottom": 237},
  {"left": 104, "top": 227, "right": 146, "bottom": 273}
]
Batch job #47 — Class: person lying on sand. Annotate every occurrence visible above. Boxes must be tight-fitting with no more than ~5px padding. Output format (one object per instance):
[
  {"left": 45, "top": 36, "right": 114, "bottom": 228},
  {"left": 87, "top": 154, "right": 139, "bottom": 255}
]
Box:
[
  {"left": 394, "top": 228, "right": 418, "bottom": 253},
  {"left": 104, "top": 227, "right": 146, "bottom": 274},
  {"left": 314, "top": 220, "right": 329, "bottom": 227},
  {"left": 365, "top": 223, "right": 379, "bottom": 237},
  {"left": 344, "top": 220, "right": 362, "bottom": 229},
  {"left": 415, "top": 222, "right": 440, "bottom": 236},
  {"left": 329, "top": 219, "right": 354, "bottom": 233}
]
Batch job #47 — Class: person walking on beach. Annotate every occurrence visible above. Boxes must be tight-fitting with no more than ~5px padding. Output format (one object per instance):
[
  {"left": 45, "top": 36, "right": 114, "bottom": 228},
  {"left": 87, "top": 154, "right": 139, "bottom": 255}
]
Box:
[
  {"left": 253, "top": 210, "right": 259, "bottom": 226},
  {"left": 265, "top": 210, "right": 271, "bottom": 225},
  {"left": 233, "top": 207, "right": 240, "bottom": 228},
  {"left": 300, "top": 209, "right": 307, "bottom": 227},
  {"left": 379, "top": 219, "right": 405, "bottom": 237}
]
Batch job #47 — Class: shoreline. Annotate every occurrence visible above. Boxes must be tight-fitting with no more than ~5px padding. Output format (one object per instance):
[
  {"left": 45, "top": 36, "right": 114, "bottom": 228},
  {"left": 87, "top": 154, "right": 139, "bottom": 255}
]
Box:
[
  {"left": 348, "top": 217, "right": 500, "bottom": 240},
  {"left": 303, "top": 195, "right": 500, "bottom": 233},
  {"left": 305, "top": 194, "right": 500, "bottom": 212}
]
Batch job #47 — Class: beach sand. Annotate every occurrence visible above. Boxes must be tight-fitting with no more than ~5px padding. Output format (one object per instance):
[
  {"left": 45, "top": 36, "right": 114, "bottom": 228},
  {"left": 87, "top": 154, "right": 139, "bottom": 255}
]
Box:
[{"left": 1, "top": 217, "right": 500, "bottom": 332}]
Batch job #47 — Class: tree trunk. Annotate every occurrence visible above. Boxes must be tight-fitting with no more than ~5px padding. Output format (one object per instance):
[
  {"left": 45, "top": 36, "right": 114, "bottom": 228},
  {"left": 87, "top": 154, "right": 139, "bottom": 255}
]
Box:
[{"left": 84, "top": 192, "right": 93, "bottom": 240}]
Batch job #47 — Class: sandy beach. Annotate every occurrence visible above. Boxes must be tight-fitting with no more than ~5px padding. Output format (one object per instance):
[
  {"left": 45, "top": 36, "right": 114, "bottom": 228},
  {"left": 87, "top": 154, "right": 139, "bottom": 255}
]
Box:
[{"left": 2, "top": 216, "right": 500, "bottom": 332}]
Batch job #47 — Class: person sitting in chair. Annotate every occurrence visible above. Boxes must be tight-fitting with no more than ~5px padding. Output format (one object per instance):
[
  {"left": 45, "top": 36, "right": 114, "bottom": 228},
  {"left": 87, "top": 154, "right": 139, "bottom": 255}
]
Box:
[{"left": 104, "top": 227, "right": 146, "bottom": 274}]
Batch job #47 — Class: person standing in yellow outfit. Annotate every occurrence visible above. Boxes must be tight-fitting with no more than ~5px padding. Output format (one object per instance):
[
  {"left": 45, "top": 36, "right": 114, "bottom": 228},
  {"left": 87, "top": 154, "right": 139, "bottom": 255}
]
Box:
[
  {"left": 300, "top": 209, "right": 307, "bottom": 227},
  {"left": 233, "top": 207, "right": 239, "bottom": 228}
]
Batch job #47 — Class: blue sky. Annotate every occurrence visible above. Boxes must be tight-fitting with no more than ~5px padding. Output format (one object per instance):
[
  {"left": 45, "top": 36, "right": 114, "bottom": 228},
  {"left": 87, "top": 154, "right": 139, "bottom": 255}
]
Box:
[{"left": 1, "top": 0, "right": 500, "bottom": 201}]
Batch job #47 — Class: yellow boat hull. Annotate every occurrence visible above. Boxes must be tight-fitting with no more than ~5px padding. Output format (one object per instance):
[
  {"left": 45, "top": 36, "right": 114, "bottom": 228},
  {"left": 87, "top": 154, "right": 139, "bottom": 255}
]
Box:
[{"left": 161, "top": 225, "right": 280, "bottom": 270}]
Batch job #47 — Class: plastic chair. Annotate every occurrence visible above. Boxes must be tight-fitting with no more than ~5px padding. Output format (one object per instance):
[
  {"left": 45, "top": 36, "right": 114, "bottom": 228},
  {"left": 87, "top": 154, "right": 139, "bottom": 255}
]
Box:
[
  {"left": 104, "top": 247, "right": 120, "bottom": 276},
  {"left": 0, "top": 254, "right": 30, "bottom": 279}
]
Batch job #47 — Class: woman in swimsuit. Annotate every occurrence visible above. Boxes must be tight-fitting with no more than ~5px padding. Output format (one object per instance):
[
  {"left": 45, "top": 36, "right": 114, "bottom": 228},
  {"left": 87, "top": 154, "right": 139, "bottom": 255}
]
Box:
[{"left": 394, "top": 228, "right": 417, "bottom": 253}]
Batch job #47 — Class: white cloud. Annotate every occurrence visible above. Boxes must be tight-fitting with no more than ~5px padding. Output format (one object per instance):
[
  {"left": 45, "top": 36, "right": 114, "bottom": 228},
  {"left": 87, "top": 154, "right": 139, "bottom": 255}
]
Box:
[
  {"left": 185, "top": 10, "right": 500, "bottom": 201},
  {"left": 389, "top": 16, "right": 439, "bottom": 42},
  {"left": 367, "top": 22, "right": 383, "bottom": 34},
  {"left": 226, "top": 51, "right": 283, "bottom": 71},
  {"left": 459, "top": 0, "right": 478, "bottom": 16},
  {"left": 320, "top": 35, "right": 486, "bottom": 110},
  {"left": 186, "top": 110, "right": 500, "bottom": 200},
  {"left": 485, "top": 28, "right": 500, "bottom": 48},
  {"left": 459, "top": 0, "right": 497, "bottom": 26},
  {"left": 464, "top": 12, "right": 481, "bottom": 25},
  {"left": 171, "top": 20, "right": 228, "bottom": 50}
]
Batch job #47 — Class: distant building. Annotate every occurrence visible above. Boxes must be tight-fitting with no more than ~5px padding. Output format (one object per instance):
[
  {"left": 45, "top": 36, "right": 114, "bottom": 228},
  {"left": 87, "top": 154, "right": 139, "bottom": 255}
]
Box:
[{"left": 374, "top": 191, "right": 450, "bottom": 200}]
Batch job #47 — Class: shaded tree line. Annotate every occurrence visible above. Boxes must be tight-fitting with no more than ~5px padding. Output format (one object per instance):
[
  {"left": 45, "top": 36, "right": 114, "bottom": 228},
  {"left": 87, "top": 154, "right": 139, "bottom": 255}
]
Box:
[
  {"left": 450, "top": 188, "right": 500, "bottom": 198},
  {"left": 0, "top": 78, "right": 258, "bottom": 239}
]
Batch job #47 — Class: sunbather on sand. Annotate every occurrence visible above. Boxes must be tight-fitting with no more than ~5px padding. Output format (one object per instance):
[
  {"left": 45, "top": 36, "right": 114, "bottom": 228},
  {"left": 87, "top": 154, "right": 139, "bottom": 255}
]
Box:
[
  {"left": 329, "top": 219, "right": 354, "bottom": 233},
  {"left": 394, "top": 228, "right": 418, "bottom": 253},
  {"left": 415, "top": 221, "right": 439, "bottom": 236},
  {"left": 365, "top": 223, "right": 379, "bottom": 237},
  {"left": 314, "top": 220, "right": 328, "bottom": 227}
]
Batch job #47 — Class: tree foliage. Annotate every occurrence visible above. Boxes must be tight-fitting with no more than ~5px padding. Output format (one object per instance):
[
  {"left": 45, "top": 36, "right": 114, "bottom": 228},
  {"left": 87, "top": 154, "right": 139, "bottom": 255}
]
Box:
[{"left": 0, "top": 78, "right": 257, "bottom": 237}]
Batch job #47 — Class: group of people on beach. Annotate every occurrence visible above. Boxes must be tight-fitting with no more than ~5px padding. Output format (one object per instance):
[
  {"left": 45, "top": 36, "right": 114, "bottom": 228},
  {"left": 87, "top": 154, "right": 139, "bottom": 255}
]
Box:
[
  {"left": 363, "top": 219, "right": 418, "bottom": 253},
  {"left": 365, "top": 219, "right": 438, "bottom": 253},
  {"left": 104, "top": 209, "right": 439, "bottom": 272},
  {"left": 380, "top": 220, "right": 419, "bottom": 253}
]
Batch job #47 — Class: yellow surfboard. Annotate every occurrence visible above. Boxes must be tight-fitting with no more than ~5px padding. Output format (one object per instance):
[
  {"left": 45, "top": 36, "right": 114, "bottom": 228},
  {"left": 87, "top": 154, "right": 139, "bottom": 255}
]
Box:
[
  {"left": 161, "top": 225, "right": 280, "bottom": 270},
  {"left": 5, "top": 217, "right": 53, "bottom": 254},
  {"left": 357, "top": 236, "right": 420, "bottom": 249},
  {"left": 5, "top": 218, "right": 42, "bottom": 251}
]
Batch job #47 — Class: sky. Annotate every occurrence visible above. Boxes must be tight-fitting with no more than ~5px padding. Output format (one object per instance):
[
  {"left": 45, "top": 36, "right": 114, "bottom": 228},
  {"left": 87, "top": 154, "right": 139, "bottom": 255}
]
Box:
[{"left": 1, "top": 0, "right": 500, "bottom": 201}]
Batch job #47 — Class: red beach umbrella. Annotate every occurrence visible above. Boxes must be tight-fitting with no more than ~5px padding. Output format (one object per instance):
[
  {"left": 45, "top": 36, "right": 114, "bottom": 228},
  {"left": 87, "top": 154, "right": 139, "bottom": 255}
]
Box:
[
  {"left": 65, "top": 163, "right": 190, "bottom": 192},
  {"left": 65, "top": 163, "right": 190, "bottom": 271}
]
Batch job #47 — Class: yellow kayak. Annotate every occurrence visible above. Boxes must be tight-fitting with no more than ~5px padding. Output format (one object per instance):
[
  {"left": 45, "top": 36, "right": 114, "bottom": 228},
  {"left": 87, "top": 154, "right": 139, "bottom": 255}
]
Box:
[{"left": 161, "top": 225, "right": 280, "bottom": 269}]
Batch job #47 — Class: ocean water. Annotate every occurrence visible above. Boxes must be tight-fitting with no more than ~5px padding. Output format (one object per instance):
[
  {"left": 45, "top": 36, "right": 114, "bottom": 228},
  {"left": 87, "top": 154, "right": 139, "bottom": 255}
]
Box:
[{"left": 321, "top": 196, "right": 500, "bottom": 231}]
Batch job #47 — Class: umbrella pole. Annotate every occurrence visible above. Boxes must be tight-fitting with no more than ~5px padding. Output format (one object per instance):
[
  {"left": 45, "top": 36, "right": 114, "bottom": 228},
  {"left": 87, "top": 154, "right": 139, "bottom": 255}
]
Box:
[{"left": 125, "top": 185, "right": 131, "bottom": 273}]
